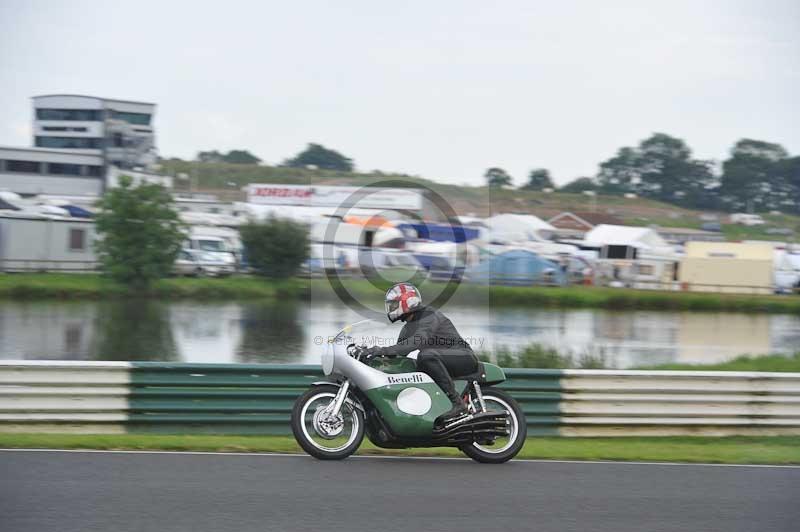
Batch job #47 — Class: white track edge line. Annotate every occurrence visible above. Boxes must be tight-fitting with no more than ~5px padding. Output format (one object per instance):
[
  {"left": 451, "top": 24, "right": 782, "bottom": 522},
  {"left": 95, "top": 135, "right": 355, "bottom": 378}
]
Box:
[{"left": 1, "top": 448, "right": 798, "bottom": 469}]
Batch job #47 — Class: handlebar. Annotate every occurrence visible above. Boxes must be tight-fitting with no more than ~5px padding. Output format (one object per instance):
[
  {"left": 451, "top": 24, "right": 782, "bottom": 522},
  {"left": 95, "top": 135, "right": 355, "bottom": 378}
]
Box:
[{"left": 347, "top": 344, "right": 390, "bottom": 362}]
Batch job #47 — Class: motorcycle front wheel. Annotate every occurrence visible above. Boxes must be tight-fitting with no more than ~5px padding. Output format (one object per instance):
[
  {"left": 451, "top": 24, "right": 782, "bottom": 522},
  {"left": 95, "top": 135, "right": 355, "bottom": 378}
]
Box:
[
  {"left": 291, "top": 384, "right": 365, "bottom": 460},
  {"left": 460, "top": 388, "right": 527, "bottom": 464}
]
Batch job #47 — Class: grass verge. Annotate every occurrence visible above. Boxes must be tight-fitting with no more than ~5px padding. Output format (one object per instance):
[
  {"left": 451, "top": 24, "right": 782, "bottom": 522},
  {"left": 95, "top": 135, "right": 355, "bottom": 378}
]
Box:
[
  {"left": 639, "top": 352, "right": 800, "bottom": 372},
  {"left": 2, "top": 274, "right": 800, "bottom": 314},
  {"left": 0, "top": 273, "right": 306, "bottom": 300},
  {"left": 480, "top": 343, "right": 800, "bottom": 371},
  {"left": 1, "top": 433, "right": 798, "bottom": 464}
]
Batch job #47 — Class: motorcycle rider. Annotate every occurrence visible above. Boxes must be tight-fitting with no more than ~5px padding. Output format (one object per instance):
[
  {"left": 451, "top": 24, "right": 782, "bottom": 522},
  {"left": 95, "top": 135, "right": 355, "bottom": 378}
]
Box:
[{"left": 365, "top": 282, "right": 478, "bottom": 424}]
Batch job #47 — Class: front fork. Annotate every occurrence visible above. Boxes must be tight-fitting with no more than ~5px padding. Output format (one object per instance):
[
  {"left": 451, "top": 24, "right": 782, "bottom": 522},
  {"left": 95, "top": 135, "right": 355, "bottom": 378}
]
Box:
[{"left": 321, "top": 379, "right": 351, "bottom": 419}]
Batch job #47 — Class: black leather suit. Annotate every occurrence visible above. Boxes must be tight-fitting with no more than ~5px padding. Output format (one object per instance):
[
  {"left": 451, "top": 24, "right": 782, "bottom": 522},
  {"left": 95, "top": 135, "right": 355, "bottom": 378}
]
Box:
[{"left": 372, "top": 306, "right": 478, "bottom": 401}]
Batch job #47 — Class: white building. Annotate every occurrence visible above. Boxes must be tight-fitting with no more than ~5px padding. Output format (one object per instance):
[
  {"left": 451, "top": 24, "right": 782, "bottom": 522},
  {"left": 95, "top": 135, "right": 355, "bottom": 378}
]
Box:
[
  {"left": 0, "top": 94, "right": 169, "bottom": 197},
  {"left": 33, "top": 94, "right": 157, "bottom": 169},
  {"left": 0, "top": 146, "right": 171, "bottom": 197},
  {"left": 0, "top": 146, "right": 105, "bottom": 196}
]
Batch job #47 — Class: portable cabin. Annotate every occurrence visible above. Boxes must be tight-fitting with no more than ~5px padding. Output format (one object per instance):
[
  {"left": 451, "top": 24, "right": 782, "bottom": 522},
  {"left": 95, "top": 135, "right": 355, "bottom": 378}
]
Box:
[
  {"left": 679, "top": 242, "right": 774, "bottom": 294},
  {"left": 0, "top": 213, "right": 99, "bottom": 272}
]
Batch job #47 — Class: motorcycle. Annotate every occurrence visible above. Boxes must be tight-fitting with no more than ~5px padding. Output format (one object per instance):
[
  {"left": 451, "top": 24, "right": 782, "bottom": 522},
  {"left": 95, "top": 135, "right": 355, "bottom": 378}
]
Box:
[{"left": 291, "top": 320, "right": 527, "bottom": 463}]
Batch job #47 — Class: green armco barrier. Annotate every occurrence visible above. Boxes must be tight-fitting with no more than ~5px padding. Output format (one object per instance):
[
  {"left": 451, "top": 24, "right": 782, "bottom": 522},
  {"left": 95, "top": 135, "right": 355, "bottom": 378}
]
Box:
[
  {"left": 129, "top": 363, "right": 324, "bottom": 435},
  {"left": 128, "top": 362, "right": 563, "bottom": 436},
  {"left": 6, "top": 362, "right": 798, "bottom": 436}
]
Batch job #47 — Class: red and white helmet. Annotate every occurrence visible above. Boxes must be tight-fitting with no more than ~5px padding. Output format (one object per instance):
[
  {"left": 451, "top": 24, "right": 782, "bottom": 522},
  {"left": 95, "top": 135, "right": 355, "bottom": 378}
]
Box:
[{"left": 385, "top": 283, "right": 422, "bottom": 323}]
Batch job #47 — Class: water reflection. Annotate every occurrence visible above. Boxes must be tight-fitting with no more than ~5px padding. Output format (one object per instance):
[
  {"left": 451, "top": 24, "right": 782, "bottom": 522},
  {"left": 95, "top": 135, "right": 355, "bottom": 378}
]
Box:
[
  {"left": 236, "top": 301, "right": 304, "bottom": 363},
  {"left": 0, "top": 300, "right": 798, "bottom": 367},
  {"left": 90, "top": 301, "right": 178, "bottom": 361},
  {"left": 0, "top": 302, "right": 97, "bottom": 360}
]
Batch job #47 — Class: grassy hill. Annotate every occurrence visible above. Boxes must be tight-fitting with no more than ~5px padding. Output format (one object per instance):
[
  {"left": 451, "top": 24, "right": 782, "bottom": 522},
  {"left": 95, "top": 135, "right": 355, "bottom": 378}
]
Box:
[{"left": 158, "top": 160, "right": 800, "bottom": 241}]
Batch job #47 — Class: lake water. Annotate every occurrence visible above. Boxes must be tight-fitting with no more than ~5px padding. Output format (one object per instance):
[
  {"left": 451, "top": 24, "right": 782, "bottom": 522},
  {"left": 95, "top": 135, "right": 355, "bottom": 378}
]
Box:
[{"left": 1, "top": 300, "right": 799, "bottom": 368}]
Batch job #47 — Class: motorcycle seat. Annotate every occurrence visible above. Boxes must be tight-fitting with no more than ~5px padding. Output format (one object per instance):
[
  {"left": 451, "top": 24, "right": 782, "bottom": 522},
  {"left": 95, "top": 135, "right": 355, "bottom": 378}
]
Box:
[{"left": 452, "top": 362, "right": 488, "bottom": 383}]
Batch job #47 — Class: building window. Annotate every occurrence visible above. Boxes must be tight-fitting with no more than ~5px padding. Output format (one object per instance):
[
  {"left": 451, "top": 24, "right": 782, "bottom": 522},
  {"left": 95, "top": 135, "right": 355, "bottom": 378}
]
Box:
[
  {"left": 42, "top": 126, "right": 88, "bottom": 132},
  {"left": 5, "top": 160, "right": 42, "bottom": 173},
  {"left": 36, "top": 108, "right": 102, "bottom": 121},
  {"left": 48, "top": 163, "right": 83, "bottom": 176},
  {"left": 35, "top": 136, "right": 103, "bottom": 149},
  {"left": 111, "top": 111, "right": 151, "bottom": 125},
  {"left": 69, "top": 228, "right": 86, "bottom": 251},
  {"left": 86, "top": 166, "right": 104, "bottom": 177}
]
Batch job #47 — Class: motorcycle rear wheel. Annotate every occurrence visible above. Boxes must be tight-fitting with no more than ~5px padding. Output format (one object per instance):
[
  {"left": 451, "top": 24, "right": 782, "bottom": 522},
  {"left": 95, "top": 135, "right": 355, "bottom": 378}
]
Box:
[
  {"left": 291, "top": 384, "right": 365, "bottom": 460},
  {"left": 460, "top": 388, "right": 527, "bottom": 464}
]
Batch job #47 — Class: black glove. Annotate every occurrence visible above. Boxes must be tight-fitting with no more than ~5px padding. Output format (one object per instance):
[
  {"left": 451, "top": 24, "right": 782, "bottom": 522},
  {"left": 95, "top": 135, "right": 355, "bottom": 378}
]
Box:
[{"left": 363, "top": 347, "right": 383, "bottom": 360}]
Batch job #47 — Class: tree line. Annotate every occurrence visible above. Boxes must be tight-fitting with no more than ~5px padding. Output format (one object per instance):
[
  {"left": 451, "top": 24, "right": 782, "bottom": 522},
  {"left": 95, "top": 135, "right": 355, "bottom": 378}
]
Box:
[
  {"left": 183, "top": 133, "right": 799, "bottom": 214},
  {"left": 486, "top": 134, "right": 800, "bottom": 214},
  {"left": 193, "top": 143, "right": 353, "bottom": 172}
]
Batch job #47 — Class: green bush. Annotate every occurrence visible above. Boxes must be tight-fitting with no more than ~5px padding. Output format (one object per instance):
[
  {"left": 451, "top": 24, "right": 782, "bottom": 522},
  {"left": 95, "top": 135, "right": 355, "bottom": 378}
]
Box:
[
  {"left": 94, "top": 176, "right": 185, "bottom": 287},
  {"left": 480, "top": 343, "right": 610, "bottom": 369},
  {"left": 239, "top": 217, "right": 310, "bottom": 278}
]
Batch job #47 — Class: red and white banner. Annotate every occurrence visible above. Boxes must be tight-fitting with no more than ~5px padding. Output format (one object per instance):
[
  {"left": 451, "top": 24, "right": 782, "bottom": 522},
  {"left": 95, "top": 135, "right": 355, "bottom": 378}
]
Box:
[{"left": 246, "top": 184, "right": 422, "bottom": 210}]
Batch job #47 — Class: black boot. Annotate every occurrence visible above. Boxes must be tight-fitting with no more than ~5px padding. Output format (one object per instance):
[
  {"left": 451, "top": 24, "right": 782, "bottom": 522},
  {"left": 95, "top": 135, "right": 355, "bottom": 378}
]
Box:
[{"left": 436, "top": 391, "right": 468, "bottom": 425}]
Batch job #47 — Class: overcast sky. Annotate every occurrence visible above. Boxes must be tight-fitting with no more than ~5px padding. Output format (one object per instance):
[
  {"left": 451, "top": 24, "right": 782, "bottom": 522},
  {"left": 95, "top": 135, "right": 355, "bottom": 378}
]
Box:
[{"left": 0, "top": 0, "right": 798, "bottom": 186}]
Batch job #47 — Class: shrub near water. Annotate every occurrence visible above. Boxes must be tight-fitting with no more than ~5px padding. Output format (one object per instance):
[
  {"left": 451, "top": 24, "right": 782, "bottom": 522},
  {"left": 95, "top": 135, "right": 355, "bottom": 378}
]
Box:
[
  {"left": 239, "top": 217, "right": 310, "bottom": 278},
  {"left": 479, "top": 344, "right": 610, "bottom": 369}
]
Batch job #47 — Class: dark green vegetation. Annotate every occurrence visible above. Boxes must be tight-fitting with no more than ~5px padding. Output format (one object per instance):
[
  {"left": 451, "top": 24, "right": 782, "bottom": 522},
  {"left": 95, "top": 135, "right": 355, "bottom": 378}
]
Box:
[
  {"left": 572, "top": 135, "right": 800, "bottom": 213},
  {"left": 195, "top": 149, "right": 262, "bottom": 164},
  {"left": 283, "top": 143, "right": 354, "bottom": 171},
  {"left": 94, "top": 176, "right": 185, "bottom": 287},
  {"left": 521, "top": 168, "right": 555, "bottom": 191},
  {"left": 239, "top": 218, "right": 309, "bottom": 278},
  {"left": 1, "top": 433, "right": 798, "bottom": 464},
  {"left": 641, "top": 352, "right": 800, "bottom": 372},
  {"left": 482, "top": 342, "right": 800, "bottom": 371},
  {"left": 484, "top": 167, "right": 513, "bottom": 188},
  {"left": 479, "top": 344, "right": 608, "bottom": 370},
  {"left": 2, "top": 275, "right": 800, "bottom": 314},
  {"left": 0, "top": 274, "right": 305, "bottom": 300}
]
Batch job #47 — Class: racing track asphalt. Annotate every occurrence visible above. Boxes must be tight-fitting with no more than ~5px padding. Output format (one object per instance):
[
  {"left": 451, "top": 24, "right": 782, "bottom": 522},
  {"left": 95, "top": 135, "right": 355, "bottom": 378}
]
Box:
[{"left": 1, "top": 450, "right": 798, "bottom": 532}]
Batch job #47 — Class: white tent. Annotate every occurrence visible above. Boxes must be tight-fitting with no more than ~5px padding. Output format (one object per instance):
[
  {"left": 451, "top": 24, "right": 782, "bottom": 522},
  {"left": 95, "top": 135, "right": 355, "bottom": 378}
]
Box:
[
  {"left": 484, "top": 213, "right": 555, "bottom": 243},
  {"left": 584, "top": 224, "right": 671, "bottom": 251}
]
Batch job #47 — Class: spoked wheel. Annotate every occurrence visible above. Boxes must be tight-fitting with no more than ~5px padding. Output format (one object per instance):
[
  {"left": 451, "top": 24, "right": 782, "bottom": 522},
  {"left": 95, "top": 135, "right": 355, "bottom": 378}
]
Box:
[
  {"left": 460, "top": 388, "right": 527, "bottom": 464},
  {"left": 291, "top": 384, "right": 364, "bottom": 460}
]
